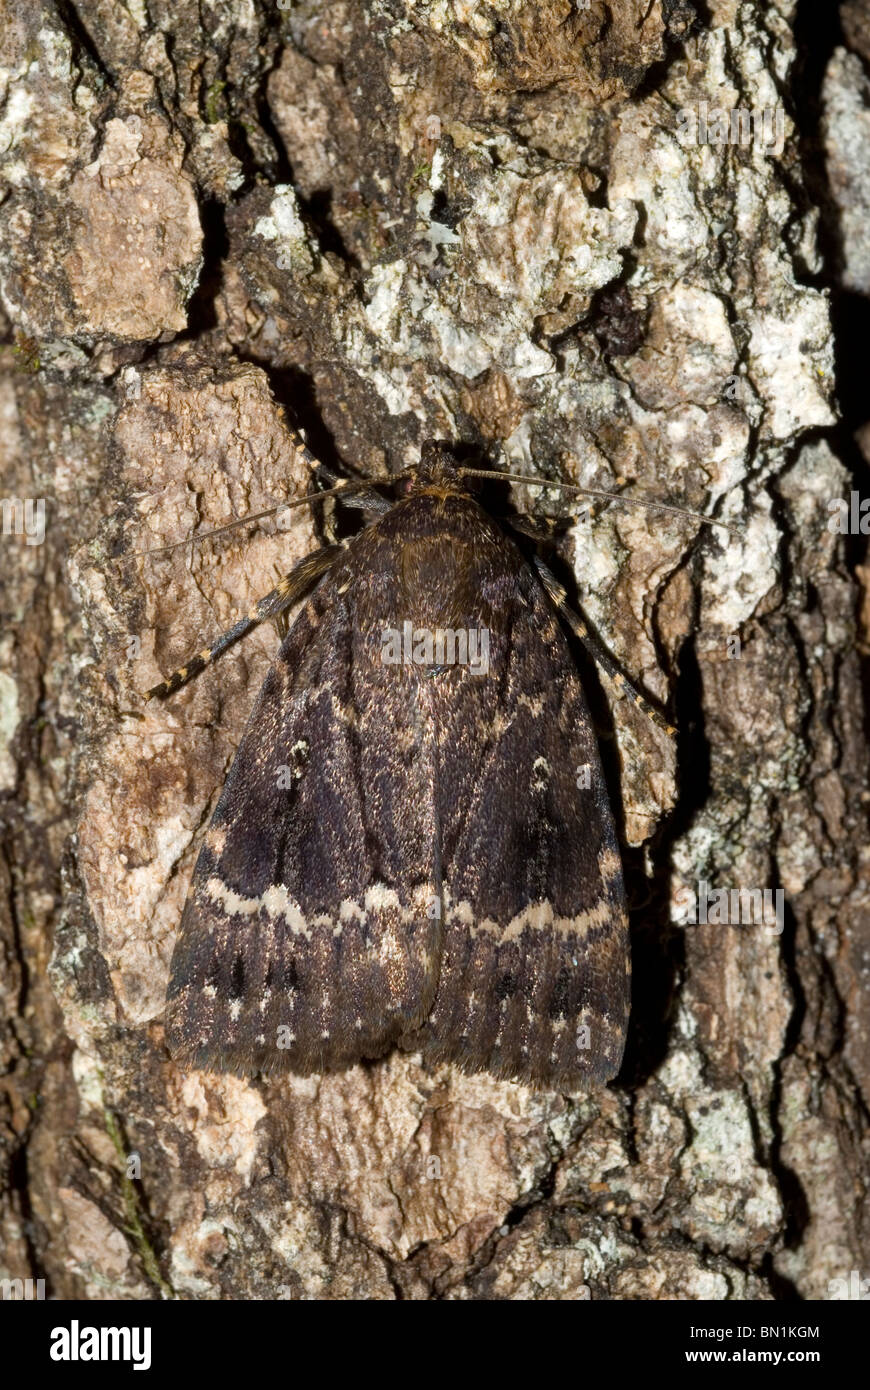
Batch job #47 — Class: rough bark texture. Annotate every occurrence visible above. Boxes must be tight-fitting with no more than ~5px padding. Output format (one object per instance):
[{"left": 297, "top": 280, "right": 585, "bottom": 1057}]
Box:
[{"left": 0, "top": 0, "right": 867, "bottom": 1300}]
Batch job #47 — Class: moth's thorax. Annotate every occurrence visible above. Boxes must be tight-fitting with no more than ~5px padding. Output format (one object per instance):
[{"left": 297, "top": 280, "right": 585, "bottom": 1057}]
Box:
[
  {"left": 372, "top": 492, "right": 513, "bottom": 630},
  {"left": 399, "top": 537, "right": 482, "bottom": 629}
]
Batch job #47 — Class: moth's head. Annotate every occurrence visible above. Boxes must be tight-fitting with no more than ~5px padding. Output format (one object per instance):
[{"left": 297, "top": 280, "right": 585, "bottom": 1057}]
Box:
[{"left": 402, "top": 440, "right": 467, "bottom": 496}]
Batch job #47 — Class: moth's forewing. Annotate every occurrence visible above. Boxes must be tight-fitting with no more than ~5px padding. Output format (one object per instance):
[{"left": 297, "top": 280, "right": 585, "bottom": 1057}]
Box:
[
  {"left": 386, "top": 495, "right": 629, "bottom": 1088},
  {"left": 165, "top": 550, "right": 442, "bottom": 1074}
]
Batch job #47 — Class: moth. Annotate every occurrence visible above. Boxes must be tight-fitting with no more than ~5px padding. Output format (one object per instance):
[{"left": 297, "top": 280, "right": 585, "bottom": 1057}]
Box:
[{"left": 146, "top": 438, "right": 707, "bottom": 1090}]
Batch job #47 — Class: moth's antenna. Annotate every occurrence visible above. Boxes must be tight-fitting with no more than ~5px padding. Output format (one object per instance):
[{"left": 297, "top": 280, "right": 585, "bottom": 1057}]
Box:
[
  {"left": 458, "top": 469, "right": 736, "bottom": 535},
  {"left": 130, "top": 480, "right": 368, "bottom": 558}
]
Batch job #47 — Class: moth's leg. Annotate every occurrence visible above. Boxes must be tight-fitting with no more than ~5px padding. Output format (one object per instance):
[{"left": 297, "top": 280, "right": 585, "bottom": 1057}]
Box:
[
  {"left": 283, "top": 421, "right": 321, "bottom": 475},
  {"left": 504, "top": 514, "right": 570, "bottom": 544},
  {"left": 506, "top": 495, "right": 617, "bottom": 543},
  {"left": 313, "top": 471, "right": 391, "bottom": 546},
  {"left": 336, "top": 489, "right": 393, "bottom": 517},
  {"left": 311, "top": 458, "right": 393, "bottom": 518},
  {"left": 272, "top": 582, "right": 291, "bottom": 641},
  {"left": 266, "top": 560, "right": 296, "bottom": 642},
  {"left": 145, "top": 543, "right": 343, "bottom": 700},
  {"left": 273, "top": 594, "right": 291, "bottom": 641},
  {"left": 532, "top": 554, "right": 676, "bottom": 739},
  {"left": 283, "top": 423, "right": 395, "bottom": 520},
  {"left": 139, "top": 422, "right": 383, "bottom": 560}
]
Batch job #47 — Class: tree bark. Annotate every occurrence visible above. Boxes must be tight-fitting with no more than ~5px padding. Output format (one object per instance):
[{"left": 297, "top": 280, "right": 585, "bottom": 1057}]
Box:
[{"left": 0, "top": 0, "right": 867, "bottom": 1300}]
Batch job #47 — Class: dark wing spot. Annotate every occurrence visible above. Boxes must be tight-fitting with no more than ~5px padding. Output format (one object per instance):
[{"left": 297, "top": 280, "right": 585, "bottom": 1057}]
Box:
[
  {"left": 496, "top": 971, "right": 518, "bottom": 1000},
  {"left": 548, "top": 967, "right": 572, "bottom": 1019},
  {"left": 230, "top": 954, "right": 245, "bottom": 999}
]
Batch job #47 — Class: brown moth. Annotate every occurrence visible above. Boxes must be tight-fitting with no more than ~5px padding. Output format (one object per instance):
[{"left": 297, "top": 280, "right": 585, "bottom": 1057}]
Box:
[{"left": 150, "top": 441, "right": 670, "bottom": 1088}]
